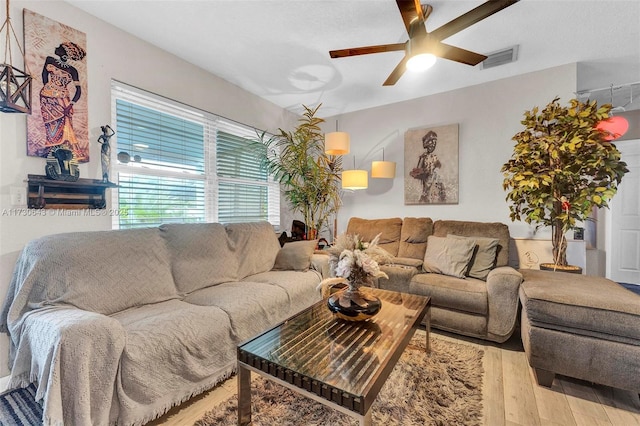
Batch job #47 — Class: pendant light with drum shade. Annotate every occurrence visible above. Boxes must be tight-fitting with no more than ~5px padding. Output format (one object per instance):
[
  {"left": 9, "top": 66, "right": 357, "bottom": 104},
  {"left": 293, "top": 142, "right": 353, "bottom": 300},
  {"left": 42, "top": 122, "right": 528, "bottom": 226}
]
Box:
[
  {"left": 0, "top": 0, "right": 32, "bottom": 113},
  {"left": 371, "top": 148, "right": 396, "bottom": 178},
  {"left": 323, "top": 120, "right": 368, "bottom": 189},
  {"left": 342, "top": 156, "right": 368, "bottom": 190},
  {"left": 324, "top": 121, "right": 350, "bottom": 155}
]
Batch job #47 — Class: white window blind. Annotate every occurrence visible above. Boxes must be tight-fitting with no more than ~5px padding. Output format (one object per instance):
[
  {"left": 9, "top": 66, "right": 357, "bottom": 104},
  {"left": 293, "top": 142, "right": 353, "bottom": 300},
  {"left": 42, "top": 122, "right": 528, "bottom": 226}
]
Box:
[{"left": 111, "top": 81, "right": 279, "bottom": 229}]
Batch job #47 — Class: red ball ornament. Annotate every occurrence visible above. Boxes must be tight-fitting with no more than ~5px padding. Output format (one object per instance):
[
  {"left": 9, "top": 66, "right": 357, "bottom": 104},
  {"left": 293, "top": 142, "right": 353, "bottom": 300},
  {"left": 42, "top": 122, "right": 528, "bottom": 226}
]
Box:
[{"left": 596, "top": 116, "right": 629, "bottom": 141}]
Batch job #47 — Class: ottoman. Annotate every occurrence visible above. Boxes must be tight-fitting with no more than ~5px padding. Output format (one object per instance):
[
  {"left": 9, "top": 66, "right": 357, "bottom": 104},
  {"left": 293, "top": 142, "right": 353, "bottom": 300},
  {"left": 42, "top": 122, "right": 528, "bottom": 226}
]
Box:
[{"left": 519, "top": 269, "right": 640, "bottom": 391}]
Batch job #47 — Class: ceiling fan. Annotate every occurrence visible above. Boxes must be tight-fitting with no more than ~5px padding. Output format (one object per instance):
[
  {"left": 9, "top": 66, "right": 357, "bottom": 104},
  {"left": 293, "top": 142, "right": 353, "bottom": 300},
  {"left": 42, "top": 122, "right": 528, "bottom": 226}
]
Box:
[{"left": 329, "top": 0, "right": 520, "bottom": 86}]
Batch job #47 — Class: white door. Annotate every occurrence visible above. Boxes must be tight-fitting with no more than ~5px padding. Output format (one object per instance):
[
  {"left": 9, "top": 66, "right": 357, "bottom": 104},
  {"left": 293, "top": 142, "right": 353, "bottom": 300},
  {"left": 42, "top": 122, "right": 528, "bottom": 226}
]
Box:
[{"left": 609, "top": 140, "right": 640, "bottom": 284}]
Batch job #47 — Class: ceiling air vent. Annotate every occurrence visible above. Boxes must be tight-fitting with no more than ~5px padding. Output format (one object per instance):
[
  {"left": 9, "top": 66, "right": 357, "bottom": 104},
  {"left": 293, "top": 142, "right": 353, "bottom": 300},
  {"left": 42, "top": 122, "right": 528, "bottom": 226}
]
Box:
[{"left": 480, "top": 45, "right": 519, "bottom": 70}]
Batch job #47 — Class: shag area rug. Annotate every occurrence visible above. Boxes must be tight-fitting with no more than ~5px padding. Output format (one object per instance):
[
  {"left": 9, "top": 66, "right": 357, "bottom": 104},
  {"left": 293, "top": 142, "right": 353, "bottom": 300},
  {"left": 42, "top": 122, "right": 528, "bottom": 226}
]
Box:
[{"left": 196, "top": 331, "right": 484, "bottom": 426}]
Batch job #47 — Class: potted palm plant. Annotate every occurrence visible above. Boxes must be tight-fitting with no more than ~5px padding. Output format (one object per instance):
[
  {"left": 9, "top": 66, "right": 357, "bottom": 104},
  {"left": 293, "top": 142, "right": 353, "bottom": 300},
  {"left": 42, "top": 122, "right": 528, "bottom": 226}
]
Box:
[
  {"left": 255, "top": 104, "right": 342, "bottom": 240},
  {"left": 501, "top": 97, "right": 628, "bottom": 272}
]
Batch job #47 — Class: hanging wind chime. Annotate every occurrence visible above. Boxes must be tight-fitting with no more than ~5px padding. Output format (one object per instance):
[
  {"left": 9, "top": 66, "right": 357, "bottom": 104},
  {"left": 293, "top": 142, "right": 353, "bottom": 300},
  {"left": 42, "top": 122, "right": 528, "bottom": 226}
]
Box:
[{"left": 0, "top": 0, "right": 32, "bottom": 113}]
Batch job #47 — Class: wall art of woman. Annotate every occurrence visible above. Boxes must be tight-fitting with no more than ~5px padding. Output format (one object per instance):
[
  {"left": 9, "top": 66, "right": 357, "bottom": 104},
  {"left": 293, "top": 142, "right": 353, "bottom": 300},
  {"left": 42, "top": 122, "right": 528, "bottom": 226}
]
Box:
[
  {"left": 39, "top": 41, "right": 88, "bottom": 162},
  {"left": 410, "top": 130, "right": 446, "bottom": 203}
]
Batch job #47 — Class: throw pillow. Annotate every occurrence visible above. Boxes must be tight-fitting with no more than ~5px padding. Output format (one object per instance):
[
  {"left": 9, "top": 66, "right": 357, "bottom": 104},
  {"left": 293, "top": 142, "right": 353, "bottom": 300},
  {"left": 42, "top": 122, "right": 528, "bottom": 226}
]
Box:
[
  {"left": 448, "top": 234, "right": 500, "bottom": 280},
  {"left": 423, "top": 235, "right": 476, "bottom": 278},
  {"left": 272, "top": 240, "right": 317, "bottom": 271}
]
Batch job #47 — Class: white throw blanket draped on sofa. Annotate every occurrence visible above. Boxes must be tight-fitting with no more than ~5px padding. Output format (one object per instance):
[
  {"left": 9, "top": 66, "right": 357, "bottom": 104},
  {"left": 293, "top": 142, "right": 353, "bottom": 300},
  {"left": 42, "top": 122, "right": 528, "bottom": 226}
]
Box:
[{"left": 0, "top": 223, "right": 323, "bottom": 425}]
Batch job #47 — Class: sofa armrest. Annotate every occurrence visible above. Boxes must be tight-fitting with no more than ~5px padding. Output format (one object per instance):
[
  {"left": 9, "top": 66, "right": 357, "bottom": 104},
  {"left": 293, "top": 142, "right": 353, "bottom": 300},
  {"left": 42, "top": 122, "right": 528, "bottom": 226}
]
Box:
[
  {"left": 8, "top": 306, "right": 126, "bottom": 425},
  {"left": 311, "top": 253, "right": 331, "bottom": 279},
  {"left": 485, "top": 266, "right": 523, "bottom": 342}
]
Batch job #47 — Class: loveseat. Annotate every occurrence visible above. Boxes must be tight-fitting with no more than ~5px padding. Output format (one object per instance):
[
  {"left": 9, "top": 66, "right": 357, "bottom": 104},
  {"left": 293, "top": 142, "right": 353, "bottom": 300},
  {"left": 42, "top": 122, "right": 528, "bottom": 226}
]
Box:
[
  {"left": 0, "top": 221, "right": 324, "bottom": 426},
  {"left": 346, "top": 217, "right": 523, "bottom": 343}
]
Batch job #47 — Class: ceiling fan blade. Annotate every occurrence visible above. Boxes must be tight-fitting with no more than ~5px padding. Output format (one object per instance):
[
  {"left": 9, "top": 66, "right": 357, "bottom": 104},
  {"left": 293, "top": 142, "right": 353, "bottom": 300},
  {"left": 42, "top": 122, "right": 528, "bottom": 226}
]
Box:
[
  {"left": 396, "top": 0, "right": 428, "bottom": 37},
  {"left": 383, "top": 55, "right": 409, "bottom": 86},
  {"left": 430, "top": 0, "right": 519, "bottom": 41},
  {"left": 431, "top": 41, "right": 487, "bottom": 66},
  {"left": 330, "top": 42, "right": 406, "bottom": 58}
]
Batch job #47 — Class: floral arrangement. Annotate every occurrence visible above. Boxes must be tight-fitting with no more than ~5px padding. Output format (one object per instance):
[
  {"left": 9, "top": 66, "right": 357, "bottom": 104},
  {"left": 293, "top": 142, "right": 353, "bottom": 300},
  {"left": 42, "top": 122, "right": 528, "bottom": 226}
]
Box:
[{"left": 319, "top": 233, "right": 391, "bottom": 297}]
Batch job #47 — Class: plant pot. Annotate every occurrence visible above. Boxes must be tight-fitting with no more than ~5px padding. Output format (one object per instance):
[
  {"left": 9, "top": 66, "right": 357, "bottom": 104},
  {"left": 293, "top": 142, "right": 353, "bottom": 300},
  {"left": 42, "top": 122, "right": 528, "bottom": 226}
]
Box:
[
  {"left": 539, "top": 263, "right": 583, "bottom": 274},
  {"left": 327, "top": 286, "right": 381, "bottom": 321}
]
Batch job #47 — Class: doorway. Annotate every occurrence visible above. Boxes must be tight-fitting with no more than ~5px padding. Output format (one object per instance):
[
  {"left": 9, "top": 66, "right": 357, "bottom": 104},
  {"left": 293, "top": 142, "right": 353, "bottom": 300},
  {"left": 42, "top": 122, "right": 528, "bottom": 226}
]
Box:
[{"left": 608, "top": 140, "right": 640, "bottom": 285}]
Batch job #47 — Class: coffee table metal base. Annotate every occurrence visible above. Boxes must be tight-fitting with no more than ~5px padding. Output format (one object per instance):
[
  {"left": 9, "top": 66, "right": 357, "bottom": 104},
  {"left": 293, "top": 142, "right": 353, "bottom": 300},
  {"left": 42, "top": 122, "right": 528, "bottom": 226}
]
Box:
[{"left": 238, "top": 362, "right": 374, "bottom": 426}]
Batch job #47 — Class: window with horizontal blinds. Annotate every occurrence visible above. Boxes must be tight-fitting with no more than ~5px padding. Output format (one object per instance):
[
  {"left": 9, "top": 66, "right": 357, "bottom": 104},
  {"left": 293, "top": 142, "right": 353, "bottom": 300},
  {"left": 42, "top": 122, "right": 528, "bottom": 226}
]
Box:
[
  {"left": 118, "top": 173, "right": 205, "bottom": 228},
  {"left": 111, "top": 81, "right": 280, "bottom": 230},
  {"left": 216, "top": 129, "right": 276, "bottom": 224},
  {"left": 116, "top": 100, "right": 205, "bottom": 174}
]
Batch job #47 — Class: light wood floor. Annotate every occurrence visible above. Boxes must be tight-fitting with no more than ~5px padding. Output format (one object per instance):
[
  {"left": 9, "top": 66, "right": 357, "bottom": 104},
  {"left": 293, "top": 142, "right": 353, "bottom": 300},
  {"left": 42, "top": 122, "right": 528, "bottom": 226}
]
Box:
[{"left": 147, "top": 327, "right": 640, "bottom": 426}]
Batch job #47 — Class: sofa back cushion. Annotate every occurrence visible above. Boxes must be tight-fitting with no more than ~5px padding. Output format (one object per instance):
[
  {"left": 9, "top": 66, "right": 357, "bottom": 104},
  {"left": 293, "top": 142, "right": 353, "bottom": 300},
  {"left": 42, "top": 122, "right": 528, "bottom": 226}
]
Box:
[
  {"left": 225, "top": 222, "right": 281, "bottom": 279},
  {"left": 11, "top": 228, "right": 178, "bottom": 316},
  {"left": 433, "top": 220, "right": 510, "bottom": 267},
  {"left": 398, "top": 217, "right": 434, "bottom": 260},
  {"left": 160, "top": 223, "right": 239, "bottom": 293},
  {"left": 346, "top": 217, "right": 402, "bottom": 257}
]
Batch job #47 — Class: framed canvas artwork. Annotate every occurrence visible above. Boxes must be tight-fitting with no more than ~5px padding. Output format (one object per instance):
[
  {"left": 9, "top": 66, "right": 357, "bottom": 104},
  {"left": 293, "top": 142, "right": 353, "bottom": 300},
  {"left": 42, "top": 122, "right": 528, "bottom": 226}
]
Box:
[
  {"left": 404, "top": 123, "right": 459, "bottom": 205},
  {"left": 24, "top": 9, "right": 89, "bottom": 163}
]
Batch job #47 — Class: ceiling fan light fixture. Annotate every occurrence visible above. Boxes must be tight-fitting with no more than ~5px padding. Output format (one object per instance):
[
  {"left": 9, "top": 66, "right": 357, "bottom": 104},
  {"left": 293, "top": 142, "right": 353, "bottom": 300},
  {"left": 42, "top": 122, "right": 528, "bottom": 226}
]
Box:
[{"left": 406, "top": 53, "right": 436, "bottom": 72}]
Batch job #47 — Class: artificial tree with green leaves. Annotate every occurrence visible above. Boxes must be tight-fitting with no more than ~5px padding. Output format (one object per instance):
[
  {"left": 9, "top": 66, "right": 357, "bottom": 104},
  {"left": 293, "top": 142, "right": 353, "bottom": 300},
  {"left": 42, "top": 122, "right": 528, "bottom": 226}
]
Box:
[
  {"left": 255, "top": 104, "right": 342, "bottom": 240},
  {"left": 501, "top": 97, "right": 628, "bottom": 268}
]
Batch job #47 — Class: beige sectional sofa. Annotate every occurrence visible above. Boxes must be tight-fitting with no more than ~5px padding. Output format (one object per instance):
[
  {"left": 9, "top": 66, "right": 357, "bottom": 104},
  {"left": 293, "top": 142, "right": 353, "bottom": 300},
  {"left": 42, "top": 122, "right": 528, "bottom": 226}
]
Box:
[
  {"left": 0, "top": 222, "right": 324, "bottom": 426},
  {"left": 346, "top": 217, "right": 523, "bottom": 343}
]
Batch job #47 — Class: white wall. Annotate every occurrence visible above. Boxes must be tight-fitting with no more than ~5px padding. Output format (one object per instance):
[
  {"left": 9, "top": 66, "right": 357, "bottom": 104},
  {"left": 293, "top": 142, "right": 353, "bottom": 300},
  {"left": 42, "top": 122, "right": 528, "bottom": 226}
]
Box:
[
  {"left": 0, "top": 1, "right": 298, "bottom": 377},
  {"left": 328, "top": 63, "right": 578, "bottom": 241}
]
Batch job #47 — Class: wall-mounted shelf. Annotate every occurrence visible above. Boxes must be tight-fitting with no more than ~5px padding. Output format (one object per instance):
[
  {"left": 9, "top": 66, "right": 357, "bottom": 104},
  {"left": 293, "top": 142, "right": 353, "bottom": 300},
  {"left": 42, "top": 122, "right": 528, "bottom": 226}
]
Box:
[{"left": 27, "top": 174, "right": 118, "bottom": 210}]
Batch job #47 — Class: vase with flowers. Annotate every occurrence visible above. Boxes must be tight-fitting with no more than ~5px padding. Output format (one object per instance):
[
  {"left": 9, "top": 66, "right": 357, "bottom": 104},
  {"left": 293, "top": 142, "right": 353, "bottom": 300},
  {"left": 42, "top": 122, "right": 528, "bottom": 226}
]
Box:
[{"left": 319, "top": 233, "right": 391, "bottom": 321}]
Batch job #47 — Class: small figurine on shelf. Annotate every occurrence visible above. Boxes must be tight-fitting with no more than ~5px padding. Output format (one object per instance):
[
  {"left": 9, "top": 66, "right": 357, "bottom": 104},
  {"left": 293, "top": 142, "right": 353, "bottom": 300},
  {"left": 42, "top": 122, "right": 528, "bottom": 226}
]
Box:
[
  {"left": 45, "top": 147, "right": 79, "bottom": 181},
  {"left": 97, "top": 125, "right": 115, "bottom": 182}
]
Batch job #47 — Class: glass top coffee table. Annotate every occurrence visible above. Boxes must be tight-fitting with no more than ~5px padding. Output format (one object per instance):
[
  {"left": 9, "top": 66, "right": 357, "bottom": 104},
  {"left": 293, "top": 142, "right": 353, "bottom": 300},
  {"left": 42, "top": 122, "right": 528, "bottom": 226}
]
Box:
[{"left": 237, "top": 287, "right": 431, "bottom": 425}]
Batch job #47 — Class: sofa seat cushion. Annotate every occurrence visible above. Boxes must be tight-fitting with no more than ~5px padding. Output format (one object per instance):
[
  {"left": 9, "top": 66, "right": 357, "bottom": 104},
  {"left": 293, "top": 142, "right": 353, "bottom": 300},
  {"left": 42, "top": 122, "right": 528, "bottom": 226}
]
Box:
[
  {"left": 410, "top": 273, "right": 488, "bottom": 315},
  {"left": 378, "top": 265, "right": 418, "bottom": 294},
  {"left": 390, "top": 257, "right": 423, "bottom": 268},
  {"left": 183, "top": 281, "right": 291, "bottom": 342},
  {"left": 520, "top": 270, "right": 640, "bottom": 344},
  {"left": 160, "top": 223, "right": 239, "bottom": 294},
  {"left": 243, "top": 271, "right": 322, "bottom": 313},
  {"left": 111, "top": 299, "right": 236, "bottom": 422}
]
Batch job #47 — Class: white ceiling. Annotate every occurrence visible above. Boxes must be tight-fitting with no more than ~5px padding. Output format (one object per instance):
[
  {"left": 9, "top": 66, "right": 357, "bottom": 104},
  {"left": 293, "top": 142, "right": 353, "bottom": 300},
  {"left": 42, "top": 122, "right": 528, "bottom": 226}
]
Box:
[{"left": 67, "top": 0, "right": 640, "bottom": 115}]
